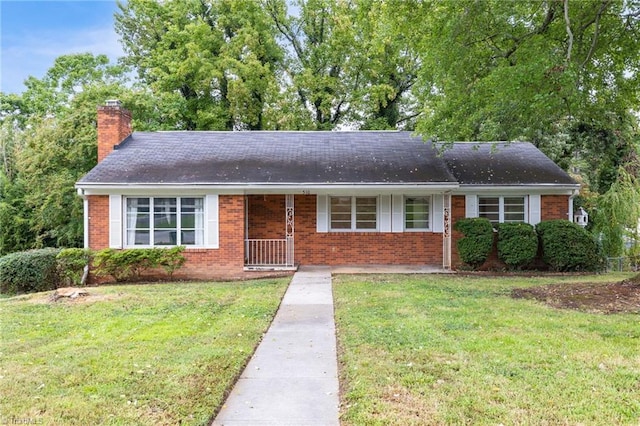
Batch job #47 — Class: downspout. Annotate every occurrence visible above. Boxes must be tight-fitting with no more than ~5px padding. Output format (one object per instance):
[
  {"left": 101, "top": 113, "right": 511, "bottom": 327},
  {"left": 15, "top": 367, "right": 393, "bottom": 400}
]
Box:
[
  {"left": 568, "top": 189, "right": 578, "bottom": 222},
  {"left": 77, "top": 188, "right": 90, "bottom": 285}
]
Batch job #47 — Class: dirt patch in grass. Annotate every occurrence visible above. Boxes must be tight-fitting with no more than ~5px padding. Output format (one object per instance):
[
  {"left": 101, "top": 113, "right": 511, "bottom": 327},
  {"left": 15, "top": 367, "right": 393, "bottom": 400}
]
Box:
[
  {"left": 19, "top": 287, "right": 126, "bottom": 305},
  {"left": 512, "top": 276, "right": 640, "bottom": 314}
]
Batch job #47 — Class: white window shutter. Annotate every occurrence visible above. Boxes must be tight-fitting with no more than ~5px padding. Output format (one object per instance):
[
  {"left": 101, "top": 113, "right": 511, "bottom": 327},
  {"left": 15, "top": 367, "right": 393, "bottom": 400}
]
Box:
[
  {"left": 316, "top": 195, "right": 328, "bottom": 232},
  {"left": 432, "top": 194, "right": 444, "bottom": 232},
  {"left": 379, "top": 195, "right": 391, "bottom": 232},
  {"left": 109, "top": 194, "right": 122, "bottom": 248},
  {"left": 529, "top": 194, "right": 541, "bottom": 225},
  {"left": 205, "top": 194, "right": 219, "bottom": 248},
  {"left": 465, "top": 195, "right": 478, "bottom": 218},
  {"left": 392, "top": 194, "right": 404, "bottom": 232}
]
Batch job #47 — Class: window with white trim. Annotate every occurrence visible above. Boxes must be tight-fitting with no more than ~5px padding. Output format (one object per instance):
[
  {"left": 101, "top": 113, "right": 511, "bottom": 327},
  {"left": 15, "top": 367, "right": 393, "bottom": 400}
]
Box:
[
  {"left": 478, "top": 196, "right": 526, "bottom": 225},
  {"left": 330, "top": 196, "right": 377, "bottom": 231},
  {"left": 405, "top": 196, "right": 431, "bottom": 230},
  {"left": 125, "top": 197, "right": 204, "bottom": 246}
]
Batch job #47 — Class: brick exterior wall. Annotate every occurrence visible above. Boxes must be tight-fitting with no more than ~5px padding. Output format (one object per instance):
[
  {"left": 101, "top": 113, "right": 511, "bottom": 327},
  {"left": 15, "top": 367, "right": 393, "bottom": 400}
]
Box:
[
  {"left": 97, "top": 104, "right": 132, "bottom": 162},
  {"left": 450, "top": 194, "right": 572, "bottom": 269},
  {"left": 86, "top": 192, "right": 574, "bottom": 280},
  {"left": 541, "top": 195, "right": 570, "bottom": 221},
  {"left": 247, "top": 195, "right": 444, "bottom": 265},
  {"left": 173, "top": 195, "right": 246, "bottom": 279},
  {"left": 450, "top": 195, "right": 466, "bottom": 268},
  {"left": 88, "top": 195, "right": 109, "bottom": 250},
  {"left": 86, "top": 194, "right": 248, "bottom": 281}
]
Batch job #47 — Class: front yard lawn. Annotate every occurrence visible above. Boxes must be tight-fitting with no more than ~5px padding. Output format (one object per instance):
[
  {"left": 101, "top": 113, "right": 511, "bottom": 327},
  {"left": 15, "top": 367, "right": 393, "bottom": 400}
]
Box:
[
  {"left": 0, "top": 278, "right": 289, "bottom": 425},
  {"left": 334, "top": 273, "right": 640, "bottom": 425}
]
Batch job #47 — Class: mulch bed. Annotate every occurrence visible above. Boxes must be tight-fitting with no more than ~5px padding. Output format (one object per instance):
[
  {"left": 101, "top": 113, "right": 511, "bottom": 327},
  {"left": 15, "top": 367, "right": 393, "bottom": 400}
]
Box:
[{"left": 512, "top": 277, "right": 640, "bottom": 314}]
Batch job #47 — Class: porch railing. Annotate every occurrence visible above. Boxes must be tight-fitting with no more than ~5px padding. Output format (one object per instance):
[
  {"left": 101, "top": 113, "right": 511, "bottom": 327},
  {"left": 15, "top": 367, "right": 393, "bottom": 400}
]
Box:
[{"left": 245, "top": 239, "right": 294, "bottom": 267}]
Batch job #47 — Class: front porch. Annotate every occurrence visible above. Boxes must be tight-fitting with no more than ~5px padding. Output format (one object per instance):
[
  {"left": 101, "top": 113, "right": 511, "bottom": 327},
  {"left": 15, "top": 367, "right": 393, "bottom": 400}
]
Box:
[
  {"left": 242, "top": 193, "right": 453, "bottom": 271},
  {"left": 244, "top": 194, "right": 296, "bottom": 270}
]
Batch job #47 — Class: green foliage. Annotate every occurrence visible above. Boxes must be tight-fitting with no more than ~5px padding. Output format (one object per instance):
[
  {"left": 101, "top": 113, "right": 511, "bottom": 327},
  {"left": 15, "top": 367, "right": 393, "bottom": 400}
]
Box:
[
  {"left": 496, "top": 223, "right": 538, "bottom": 270},
  {"left": 157, "top": 246, "right": 187, "bottom": 278},
  {"left": 454, "top": 217, "right": 494, "bottom": 269},
  {"left": 536, "top": 220, "right": 603, "bottom": 272},
  {"left": 414, "top": 0, "right": 639, "bottom": 195},
  {"left": 0, "top": 248, "right": 61, "bottom": 294},
  {"left": 56, "top": 248, "right": 92, "bottom": 286},
  {"left": 92, "top": 248, "right": 186, "bottom": 282},
  {"left": 116, "top": 0, "right": 283, "bottom": 130},
  {"left": 589, "top": 166, "right": 640, "bottom": 257}
]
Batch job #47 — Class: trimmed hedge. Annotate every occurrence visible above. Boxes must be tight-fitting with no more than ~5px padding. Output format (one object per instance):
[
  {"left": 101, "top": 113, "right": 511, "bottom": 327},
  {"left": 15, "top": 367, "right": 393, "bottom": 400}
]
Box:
[
  {"left": 454, "top": 217, "right": 494, "bottom": 269},
  {"left": 93, "top": 247, "right": 186, "bottom": 282},
  {"left": 536, "top": 220, "right": 603, "bottom": 272},
  {"left": 0, "top": 248, "right": 61, "bottom": 294},
  {"left": 56, "top": 248, "right": 92, "bottom": 286},
  {"left": 497, "top": 223, "right": 538, "bottom": 270}
]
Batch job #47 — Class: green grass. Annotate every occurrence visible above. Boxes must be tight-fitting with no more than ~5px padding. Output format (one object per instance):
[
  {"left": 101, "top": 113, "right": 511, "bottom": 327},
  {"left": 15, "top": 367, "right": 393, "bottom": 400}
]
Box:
[
  {"left": 334, "top": 273, "right": 640, "bottom": 425},
  {"left": 0, "top": 279, "right": 289, "bottom": 425}
]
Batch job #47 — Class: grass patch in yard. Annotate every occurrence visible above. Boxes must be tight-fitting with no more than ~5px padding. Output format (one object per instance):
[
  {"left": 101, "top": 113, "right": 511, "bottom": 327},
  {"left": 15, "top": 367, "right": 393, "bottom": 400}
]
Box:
[
  {"left": 0, "top": 278, "right": 289, "bottom": 425},
  {"left": 334, "top": 273, "right": 640, "bottom": 425}
]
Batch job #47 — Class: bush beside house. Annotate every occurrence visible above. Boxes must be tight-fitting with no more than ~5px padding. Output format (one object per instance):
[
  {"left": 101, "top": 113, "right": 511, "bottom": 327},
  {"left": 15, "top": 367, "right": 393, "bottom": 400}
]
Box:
[
  {"left": 456, "top": 219, "right": 604, "bottom": 272},
  {"left": 0, "top": 248, "right": 61, "bottom": 294},
  {"left": 536, "top": 220, "right": 604, "bottom": 272},
  {"left": 454, "top": 218, "right": 494, "bottom": 269},
  {"left": 93, "top": 247, "right": 186, "bottom": 282},
  {"left": 0, "top": 247, "right": 187, "bottom": 295},
  {"left": 497, "top": 223, "right": 538, "bottom": 270}
]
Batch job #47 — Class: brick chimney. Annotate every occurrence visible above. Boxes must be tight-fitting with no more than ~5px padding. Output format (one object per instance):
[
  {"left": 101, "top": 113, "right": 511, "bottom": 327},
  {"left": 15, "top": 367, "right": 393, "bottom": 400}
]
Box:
[{"left": 97, "top": 100, "right": 132, "bottom": 162}]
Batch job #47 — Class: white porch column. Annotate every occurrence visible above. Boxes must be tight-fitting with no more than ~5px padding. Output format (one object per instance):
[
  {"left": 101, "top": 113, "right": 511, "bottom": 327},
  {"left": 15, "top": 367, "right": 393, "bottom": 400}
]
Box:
[
  {"left": 286, "top": 194, "right": 295, "bottom": 267},
  {"left": 442, "top": 193, "right": 452, "bottom": 270}
]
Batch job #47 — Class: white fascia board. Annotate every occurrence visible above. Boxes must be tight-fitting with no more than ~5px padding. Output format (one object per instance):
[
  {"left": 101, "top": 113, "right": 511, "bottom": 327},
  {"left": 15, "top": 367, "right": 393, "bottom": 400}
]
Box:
[
  {"left": 75, "top": 182, "right": 460, "bottom": 196},
  {"left": 452, "top": 184, "right": 579, "bottom": 195}
]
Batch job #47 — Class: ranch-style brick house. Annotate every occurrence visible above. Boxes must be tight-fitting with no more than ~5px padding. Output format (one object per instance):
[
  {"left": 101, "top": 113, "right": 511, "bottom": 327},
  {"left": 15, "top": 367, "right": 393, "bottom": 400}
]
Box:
[{"left": 75, "top": 101, "right": 579, "bottom": 279}]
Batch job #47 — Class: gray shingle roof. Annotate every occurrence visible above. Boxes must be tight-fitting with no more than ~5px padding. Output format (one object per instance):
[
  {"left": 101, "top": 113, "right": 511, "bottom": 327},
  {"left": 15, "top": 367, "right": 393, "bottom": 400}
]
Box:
[
  {"left": 79, "top": 131, "right": 457, "bottom": 185},
  {"left": 442, "top": 142, "right": 576, "bottom": 185},
  {"left": 78, "top": 131, "right": 576, "bottom": 187}
]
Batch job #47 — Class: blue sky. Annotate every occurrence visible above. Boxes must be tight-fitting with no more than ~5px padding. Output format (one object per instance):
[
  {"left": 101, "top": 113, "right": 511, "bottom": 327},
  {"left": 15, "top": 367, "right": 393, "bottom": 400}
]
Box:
[{"left": 1, "top": 0, "right": 123, "bottom": 94}]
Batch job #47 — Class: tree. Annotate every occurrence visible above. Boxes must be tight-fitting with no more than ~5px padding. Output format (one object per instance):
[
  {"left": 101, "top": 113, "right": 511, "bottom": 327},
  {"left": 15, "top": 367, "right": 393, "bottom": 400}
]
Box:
[
  {"left": 589, "top": 160, "right": 640, "bottom": 257},
  {"left": 350, "top": 0, "right": 423, "bottom": 129},
  {"left": 0, "top": 53, "right": 168, "bottom": 254},
  {"left": 413, "top": 0, "right": 639, "bottom": 188},
  {"left": 115, "top": 0, "right": 283, "bottom": 130}
]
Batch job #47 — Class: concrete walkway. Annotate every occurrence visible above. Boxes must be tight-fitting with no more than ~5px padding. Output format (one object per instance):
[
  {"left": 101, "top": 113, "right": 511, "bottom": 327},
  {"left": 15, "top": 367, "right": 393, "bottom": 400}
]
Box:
[{"left": 212, "top": 266, "right": 339, "bottom": 426}]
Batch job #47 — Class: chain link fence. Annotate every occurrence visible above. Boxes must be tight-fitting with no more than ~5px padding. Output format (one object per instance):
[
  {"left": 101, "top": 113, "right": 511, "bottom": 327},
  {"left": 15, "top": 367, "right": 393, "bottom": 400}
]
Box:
[{"left": 606, "top": 257, "right": 640, "bottom": 272}]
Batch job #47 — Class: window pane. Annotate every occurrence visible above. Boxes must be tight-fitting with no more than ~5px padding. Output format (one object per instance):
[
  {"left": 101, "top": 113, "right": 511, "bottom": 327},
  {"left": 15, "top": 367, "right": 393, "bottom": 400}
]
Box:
[
  {"left": 479, "top": 197, "right": 500, "bottom": 224},
  {"left": 504, "top": 196, "right": 525, "bottom": 222},
  {"left": 405, "top": 197, "right": 430, "bottom": 229},
  {"left": 356, "top": 197, "right": 377, "bottom": 229},
  {"left": 154, "top": 198, "right": 177, "bottom": 229},
  {"left": 154, "top": 230, "right": 177, "bottom": 245},
  {"left": 127, "top": 230, "right": 149, "bottom": 245},
  {"left": 330, "top": 197, "right": 352, "bottom": 229},
  {"left": 181, "top": 230, "right": 196, "bottom": 245},
  {"left": 181, "top": 198, "right": 204, "bottom": 245},
  {"left": 127, "top": 198, "right": 150, "bottom": 229}
]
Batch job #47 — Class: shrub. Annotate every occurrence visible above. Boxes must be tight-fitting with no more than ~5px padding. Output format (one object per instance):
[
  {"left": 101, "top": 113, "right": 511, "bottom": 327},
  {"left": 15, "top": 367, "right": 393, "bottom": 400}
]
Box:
[
  {"left": 536, "top": 220, "right": 604, "bottom": 272},
  {"left": 0, "top": 248, "right": 61, "bottom": 294},
  {"left": 496, "top": 223, "right": 538, "bottom": 270},
  {"left": 454, "top": 218, "right": 494, "bottom": 269},
  {"left": 56, "top": 248, "right": 92, "bottom": 286},
  {"left": 93, "top": 247, "right": 186, "bottom": 282},
  {"left": 157, "top": 246, "right": 186, "bottom": 279}
]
